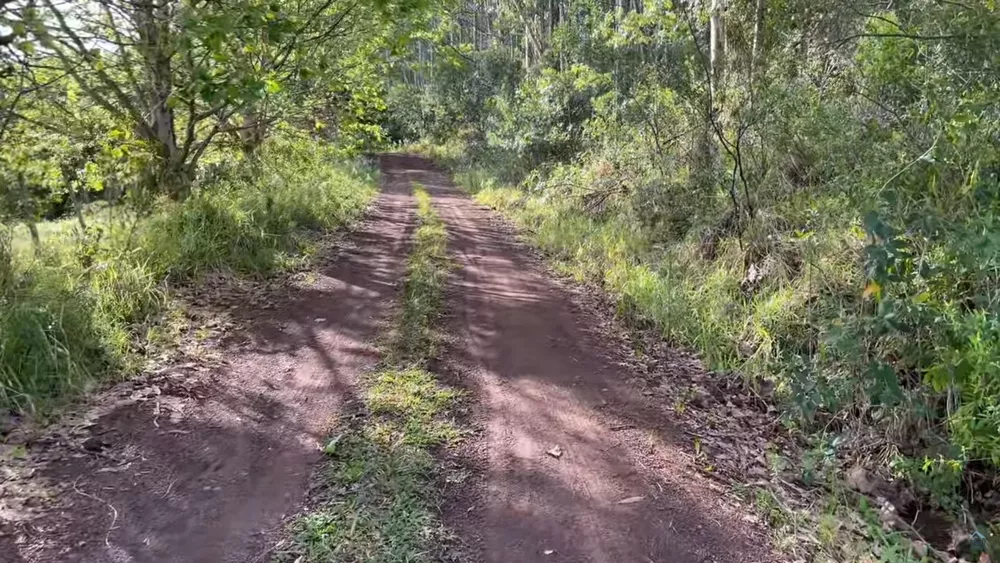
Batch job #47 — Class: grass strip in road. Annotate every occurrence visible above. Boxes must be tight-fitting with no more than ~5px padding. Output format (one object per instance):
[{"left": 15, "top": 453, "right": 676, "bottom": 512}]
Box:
[
  {"left": 281, "top": 184, "right": 460, "bottom": 563},
  {"left": 391, "top": 186, "right": 450, "bottom": 366}
]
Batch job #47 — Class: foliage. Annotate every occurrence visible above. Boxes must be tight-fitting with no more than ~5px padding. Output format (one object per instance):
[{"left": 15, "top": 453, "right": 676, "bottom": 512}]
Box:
[
  {"left": 387, "top": 0, "right": 1000, "bottom": 531},
  {"left": 0, "top": 0, "right": 410, "bottom": 220},
  {"left": 0, "top": 0, "right": 436, "bottom": 413},
  {"left": 0, "top": 136, "right": 376, "bottom": 414}
]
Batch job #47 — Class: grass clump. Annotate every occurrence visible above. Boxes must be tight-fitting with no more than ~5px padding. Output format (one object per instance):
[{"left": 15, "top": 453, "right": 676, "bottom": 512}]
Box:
[
  {"left": 0, "top": 137, "right": 377, "bottom": 414},
  {"left": 393, "top": 187, "right": 449, "bottom": 364},
  {"left": 284, "top": 184, "right": 460, "bottom": 563}
]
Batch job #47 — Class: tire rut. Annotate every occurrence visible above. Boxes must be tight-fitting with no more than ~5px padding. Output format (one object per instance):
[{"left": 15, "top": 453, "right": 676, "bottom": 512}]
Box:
[
  {"left": 5, "top": 157, "right": 417, "bottom": 563},
  {"left": 396, "top": 154, "right": 772, "bottom": 563}
]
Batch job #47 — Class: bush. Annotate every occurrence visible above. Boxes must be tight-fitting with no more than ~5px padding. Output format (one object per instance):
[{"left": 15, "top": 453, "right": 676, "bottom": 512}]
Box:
[{"left": 0, "top": 137, "right": 377, "bottom": 414}]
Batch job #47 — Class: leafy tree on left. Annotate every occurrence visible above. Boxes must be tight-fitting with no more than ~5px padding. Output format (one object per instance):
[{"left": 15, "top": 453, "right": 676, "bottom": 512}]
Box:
[
  {"left": 28, "top": 0, "right": 370, "bottom": 197},
  {"left": 0, "top": 0, "right": 427, "bottom": 247}
]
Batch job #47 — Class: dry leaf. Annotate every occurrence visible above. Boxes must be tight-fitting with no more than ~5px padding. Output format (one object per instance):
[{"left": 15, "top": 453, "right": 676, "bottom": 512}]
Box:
[
  {"left": 546, "top": 446, "right": 563, "bottom": 459},
  {"left": 617, "top": 496, "right": 644, "bottom": 504}
]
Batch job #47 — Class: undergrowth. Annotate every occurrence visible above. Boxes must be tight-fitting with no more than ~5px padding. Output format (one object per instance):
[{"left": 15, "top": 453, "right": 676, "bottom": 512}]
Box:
[
  {"left": 0, "top": 137, "right": 377, "bottom": 415},
  {"left": 426, "top": 141, "right": 1000, "bottom": 560},
  {"left": 283, "top": 184, "right": 461, "bottom": 562}
]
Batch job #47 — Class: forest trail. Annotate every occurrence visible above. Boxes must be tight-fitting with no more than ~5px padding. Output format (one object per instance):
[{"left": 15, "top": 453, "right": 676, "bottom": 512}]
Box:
[
  {"left": 399, "top": 154, "right": 770, "bottom": 563},
  {"left": 4, "top": 159, "right": 417, "bottom": 562},
  {"left": 4, "top": 156, "right": 770, "bottom": 563}
]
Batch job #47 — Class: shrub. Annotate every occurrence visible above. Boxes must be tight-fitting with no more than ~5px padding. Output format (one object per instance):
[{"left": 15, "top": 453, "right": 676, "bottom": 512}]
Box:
[{"left": 0, "top": 137, "right": 377, "bottom": 414}]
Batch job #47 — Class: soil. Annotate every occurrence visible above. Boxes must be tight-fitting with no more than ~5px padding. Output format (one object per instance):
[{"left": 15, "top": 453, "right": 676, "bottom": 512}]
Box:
[
  {"left": 1, "top": 154, "right": 774, "bottom": 563},
  {"left": 1, "top": 155, "right": 417, "bottom": 563},
  {"left": 407, "top": 154, "right": 772, "bottom": 563}
]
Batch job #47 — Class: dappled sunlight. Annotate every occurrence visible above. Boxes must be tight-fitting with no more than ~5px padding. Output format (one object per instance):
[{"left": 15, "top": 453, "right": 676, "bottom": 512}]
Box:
[
  {"left": 3, "top": 157, "right": 417, "bottom": 563},
  {"left": 386, "top": 155, "right": 767, "bottom": 563}
]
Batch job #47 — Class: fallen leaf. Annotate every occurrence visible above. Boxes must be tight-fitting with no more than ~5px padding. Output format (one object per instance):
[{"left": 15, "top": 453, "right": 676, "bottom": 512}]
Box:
[
  {"left": 617, "top": 496, "right": 644, "bottom": 504},
  {"left": 546, "top": 446, "right": 563, "bottom": 459}
]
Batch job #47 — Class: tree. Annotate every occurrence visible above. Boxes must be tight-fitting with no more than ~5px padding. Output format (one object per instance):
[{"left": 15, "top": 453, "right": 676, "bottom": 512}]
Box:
[{"left": 31, "top": 0, "right": 393, "bottom": 197}]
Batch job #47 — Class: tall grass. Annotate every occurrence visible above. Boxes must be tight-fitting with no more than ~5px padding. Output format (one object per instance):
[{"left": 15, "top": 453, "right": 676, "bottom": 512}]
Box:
[
  {"left": 447, "top": 143, "right": 1000, "bottom": 534},
  {"left": 0, "top": 137, "right": 377, "bottom": 414},
  {"left": 469, "top": 179, "right": 868, "bottom": 399}
]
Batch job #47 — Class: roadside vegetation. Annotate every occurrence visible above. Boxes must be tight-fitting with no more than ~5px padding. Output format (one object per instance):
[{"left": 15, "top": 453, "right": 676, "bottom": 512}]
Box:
[
  {"left": 0, "top": 138, "right": 376, "bottom": 414},
  {"left": 283, "top": 185, "right": 461, "bottom": 562},
  {"left": 0, "top": 0, "right": 416, "bottom": 415},
  {"left": 384, "top": 0, "right": 1000, "bottom": 559}
]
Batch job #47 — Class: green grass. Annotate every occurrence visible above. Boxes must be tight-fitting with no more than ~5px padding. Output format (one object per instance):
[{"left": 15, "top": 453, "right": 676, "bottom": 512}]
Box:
[
  {"left": 392, "top": 188, "right": 449, "bottom": 365},
  {"left": 10, "top": 206, "right": 109, "bottom": 257},
  {"left": 282, "top": 184, "right": 460, "bottom": 563},
  {"left": 0, "top": 137, "right": 377, "bottom": 414},
  {"left": 426, "top": 145, "right": 1000, "bottom": 562}
]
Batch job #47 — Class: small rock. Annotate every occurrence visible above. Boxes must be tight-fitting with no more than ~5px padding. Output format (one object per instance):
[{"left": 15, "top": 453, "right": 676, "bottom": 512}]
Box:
[
  {"left": 0, "top": 415, "right": 19, "bottom": 436},
  {"left": 546, "top": 446, "right": 563, "bottom": 459},
  {"left": 690, "top": 388, "right": 712, "bottom": 408},
  {"left": 846, "top": 465, "right": 881, "bottom": 495},
  {"left": 82, "top": 436, "right": 110, "bottom": 452}
]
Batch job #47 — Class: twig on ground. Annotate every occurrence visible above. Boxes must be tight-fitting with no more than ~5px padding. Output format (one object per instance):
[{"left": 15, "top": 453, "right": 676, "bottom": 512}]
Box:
[
  {"left": 601, "top": 441, "right": 622, "bottom": 453},
  {"left": 72, "top": 476, "right": 119, "bottom": 548},
  {"left": 249, "top": 539, "right": 286, "bottom": 563},
  {"left": 162, "top": 477, "right": 178, "bottom": 499}
]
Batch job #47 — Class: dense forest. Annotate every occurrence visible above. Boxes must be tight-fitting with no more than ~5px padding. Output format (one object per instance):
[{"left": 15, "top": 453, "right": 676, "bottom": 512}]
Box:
[
  {"left": 2, "top": 0, "right": 1000, "bottom": 560},
  {"left": 381, "top": 0, "right": 1000, "bottom": 556},
  {"left": 0, "top": 0, "right": 416, "bottom": 409}
]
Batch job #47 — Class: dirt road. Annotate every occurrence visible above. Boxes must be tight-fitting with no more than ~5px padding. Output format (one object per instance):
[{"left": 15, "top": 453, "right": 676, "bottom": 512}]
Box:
[
  {"left": 3, "top": 158, "right": 416, "bottom": 562},
  {"left": 3, "top": 155, "right": 769, "bottom": 563},
  {"left": 397, "top": 155, "right": 770, "bottom": 563}
]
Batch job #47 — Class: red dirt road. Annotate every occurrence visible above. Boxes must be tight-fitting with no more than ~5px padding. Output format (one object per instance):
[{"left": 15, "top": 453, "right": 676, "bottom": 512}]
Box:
[
  {"left": 3, "top": 155, "right": 771, "bottom": 563},
  {"left": 3, "top": 158, "right": 416, "bottom": 562},
  {"left": 398, "top": 155, "right": 772, "bottom": 563}
]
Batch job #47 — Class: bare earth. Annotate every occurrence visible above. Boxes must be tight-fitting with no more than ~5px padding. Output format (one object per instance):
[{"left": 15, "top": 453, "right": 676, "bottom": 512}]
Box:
[
  {"left": 2, "top": 155, "right": 771, "bottom": 563},
  {"left": 408, "top": 155, "right": 771, "bottom": 563},
  {"left": 2, "top": 157, "right": 416, "bottom": 562}
]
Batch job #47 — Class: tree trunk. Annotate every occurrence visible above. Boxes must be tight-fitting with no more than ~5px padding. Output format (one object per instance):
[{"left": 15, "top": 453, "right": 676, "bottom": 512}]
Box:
[
  {"left": 72, "top": 188, "right": 87, "bottom": 232},
  {"left": 27, "top": 221, "right": 40, "bottom": 255},
  {"left": 709, "top": 0, "right": 726, "bottom": 106},
  {"left": 751, "top": 0, "right": 765, "bottom": 68},
  {"left": 749, "top": 0, "right": 766, "bottom": 110},
  {"left": 524, "top": 24, "right": 530, "bottom": 68},
  {"left": 134, "top": 0, "right": 186, "bottom": 198},
  {"left": 237, "top": 111, "right": 270, "bottom": 156}
]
